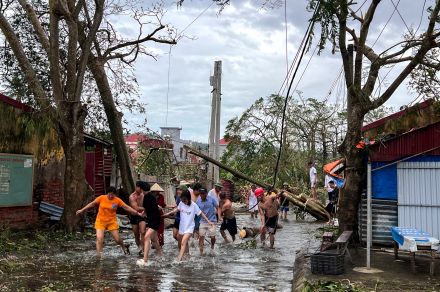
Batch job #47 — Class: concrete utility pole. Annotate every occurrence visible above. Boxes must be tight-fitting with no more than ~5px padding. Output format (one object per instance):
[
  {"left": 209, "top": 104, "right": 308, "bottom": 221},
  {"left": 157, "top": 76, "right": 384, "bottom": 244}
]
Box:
[{"left": 208, "top": 60, "right": 222, "bottom": 188}]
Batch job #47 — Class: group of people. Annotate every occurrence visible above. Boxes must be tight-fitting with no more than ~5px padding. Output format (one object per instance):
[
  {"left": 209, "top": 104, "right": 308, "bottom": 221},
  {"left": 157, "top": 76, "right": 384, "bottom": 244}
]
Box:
[
  {"left": 75, "top": 162, "right": 339, "bottom": 264},
  {"left": 76, "top": 181, "right": 240, "bottom": 265}
]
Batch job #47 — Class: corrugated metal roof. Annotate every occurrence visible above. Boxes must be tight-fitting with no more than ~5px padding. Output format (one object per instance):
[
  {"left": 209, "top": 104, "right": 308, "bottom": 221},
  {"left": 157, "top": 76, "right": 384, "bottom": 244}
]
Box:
[
  {"left": 0, "top": 92, "right": 34, "bottom": 112},
  {"left": 369, "top": 121, "right": 440, "bottom": 162},
  {"left": 362, "top": 99, "right": 433, "bottom": 132}
]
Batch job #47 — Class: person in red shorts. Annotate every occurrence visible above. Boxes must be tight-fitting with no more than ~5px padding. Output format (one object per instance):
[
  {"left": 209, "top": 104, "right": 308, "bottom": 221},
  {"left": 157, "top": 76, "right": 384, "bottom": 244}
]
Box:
[{"left": 76, "top": 186, "right": 142, "bottom": 257}]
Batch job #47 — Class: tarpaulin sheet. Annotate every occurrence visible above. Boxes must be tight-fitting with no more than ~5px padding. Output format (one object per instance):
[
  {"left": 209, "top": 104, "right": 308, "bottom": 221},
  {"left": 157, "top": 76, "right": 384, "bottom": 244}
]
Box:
[{"left": 391, "top": 227, "right": 439, "bottom": 252}]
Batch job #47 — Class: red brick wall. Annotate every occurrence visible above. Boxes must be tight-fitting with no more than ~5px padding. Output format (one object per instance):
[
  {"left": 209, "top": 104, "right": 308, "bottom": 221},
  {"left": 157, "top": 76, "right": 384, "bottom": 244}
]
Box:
[{"left": 0, "top": 206, "right": 37, "bottom": 229}]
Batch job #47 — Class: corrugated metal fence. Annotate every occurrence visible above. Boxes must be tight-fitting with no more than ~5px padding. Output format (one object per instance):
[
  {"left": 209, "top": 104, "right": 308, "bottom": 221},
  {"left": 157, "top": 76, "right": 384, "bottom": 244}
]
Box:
[
  {"left": 397, "top": 161, "right": 440, "bottom": 238},
  {"left": 358, "top": 198, "right": 398, "bottom": 245}
]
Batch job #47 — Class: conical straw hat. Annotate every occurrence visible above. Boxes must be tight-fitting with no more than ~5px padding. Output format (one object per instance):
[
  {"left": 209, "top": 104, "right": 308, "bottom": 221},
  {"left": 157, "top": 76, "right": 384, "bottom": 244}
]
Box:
[{"left": 150, "top": 183, "right": 164, "bottom": 192}]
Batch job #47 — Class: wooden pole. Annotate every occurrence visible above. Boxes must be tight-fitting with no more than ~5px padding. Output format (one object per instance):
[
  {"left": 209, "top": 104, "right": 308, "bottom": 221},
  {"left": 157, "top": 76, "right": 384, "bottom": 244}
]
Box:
[
  {"left": 184, "top": 144, "right": 330, "bottom": 221},
  {"left": 184, "top": 145, "right": 271, "bottom": 188}
]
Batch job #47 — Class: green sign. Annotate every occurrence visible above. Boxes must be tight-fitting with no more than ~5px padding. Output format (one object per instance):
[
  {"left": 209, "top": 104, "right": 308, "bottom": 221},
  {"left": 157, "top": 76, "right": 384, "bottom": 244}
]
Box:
[{"left": 0, "top": 154, "right": 33, "bottom": 207}]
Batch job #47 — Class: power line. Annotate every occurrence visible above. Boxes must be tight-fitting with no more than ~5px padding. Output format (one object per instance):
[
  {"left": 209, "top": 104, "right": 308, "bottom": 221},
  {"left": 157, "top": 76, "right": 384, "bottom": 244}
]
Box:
[
  {"left": 178, "top": 1, "right": 215, "bottom": 37},
  {"left": 271, "top": 3, "right": 320, "bottom": 188},
  {"left": 372, "top": 0, "right": 400, "bottom": 48},
  {"left": 165, "top": 1, "right": 215, "bottom": 125},
  {"left": 284, "top": 0, "right": 289, "bottom": 75},
  {"left": 165, "top": 45, "right": 172, "bottom": 126},
  {"left": 390, "top": 0, "right": 411, "bottom": 33}
]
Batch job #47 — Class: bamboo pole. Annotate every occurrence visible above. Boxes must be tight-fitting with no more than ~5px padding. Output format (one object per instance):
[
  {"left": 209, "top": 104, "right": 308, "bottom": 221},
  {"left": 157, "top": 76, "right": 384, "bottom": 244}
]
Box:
[
  {"left": 184, "top": 145, "right": 271, "bottom": 189},
  {"left": 184, "top": 145, "right": 330, "bottom": 221}
]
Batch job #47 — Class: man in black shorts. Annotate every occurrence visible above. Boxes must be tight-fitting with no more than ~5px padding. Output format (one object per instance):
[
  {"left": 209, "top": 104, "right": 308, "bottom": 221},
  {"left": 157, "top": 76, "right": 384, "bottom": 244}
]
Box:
[
  {"left": 219, "top": 194, "right": 237, "bottom": 243},
  {"left": 256, "top": 188, "right": 279, "bottom": 248},
  {"left": 138, "top": 185, "right": 162, "bottom": 265},
  {"left": 129, "top": 181, "right": 147, "bottom": 255}
]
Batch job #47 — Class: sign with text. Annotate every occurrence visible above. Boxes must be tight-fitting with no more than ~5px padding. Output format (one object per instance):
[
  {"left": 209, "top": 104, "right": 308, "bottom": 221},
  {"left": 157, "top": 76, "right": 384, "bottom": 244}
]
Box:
[{"left": 0, "top": 154, "right": 33, "bottom": 207}]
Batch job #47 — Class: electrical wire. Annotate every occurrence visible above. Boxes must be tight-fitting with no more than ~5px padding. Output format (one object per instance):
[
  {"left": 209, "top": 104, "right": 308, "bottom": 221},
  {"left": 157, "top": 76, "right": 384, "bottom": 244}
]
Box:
[
  {"left": 165, "top": 45, "right": 172, "bottom": 126},
  {"left": 165, "top": 1, "right": 215, "bottom": 126},
  {"left": 284, "top": 0, "right": 289, "bottom": 75},
  {"left": 271, "top": 3, "right": 320, "bottom": 188}
]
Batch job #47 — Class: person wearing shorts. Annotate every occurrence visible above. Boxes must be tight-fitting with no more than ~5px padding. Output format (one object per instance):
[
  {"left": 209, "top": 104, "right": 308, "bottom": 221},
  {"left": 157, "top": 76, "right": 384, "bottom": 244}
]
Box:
[
  {"left": 129, "top": 181, "right": 148, "bottom": 255},
  {"left": 76, "top": 187, "right": 142, "bottom": 257},
  {"left": 219, "top": 194, "right": 238, "bottom": 243},
  {"left": 164, "top": 190, "right": 213, "bottom": 261},
  {"left": 278, "top": 183, "right": 290, "bottom": 221},
  {"left": 196, "top": 187, "right": 218, "bottom": 254},
  {"left": 256, "top": 188, "right": 280, "bottom": 248},
  {"left": 137, "top": 189, "right": 162, "bottom": 266}
]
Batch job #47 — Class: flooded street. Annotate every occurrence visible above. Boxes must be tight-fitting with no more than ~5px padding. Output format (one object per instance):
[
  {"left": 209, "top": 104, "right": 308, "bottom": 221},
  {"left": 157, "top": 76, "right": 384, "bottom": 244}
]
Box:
[{"left": 1, "top": 214, "right": 318, "bottom": 292}]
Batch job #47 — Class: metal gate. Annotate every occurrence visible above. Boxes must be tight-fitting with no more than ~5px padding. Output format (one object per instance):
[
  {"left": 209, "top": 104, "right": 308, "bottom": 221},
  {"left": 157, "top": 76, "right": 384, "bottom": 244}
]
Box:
[{"left": 397, "top": 161, "right": 440, "bottom": 238}]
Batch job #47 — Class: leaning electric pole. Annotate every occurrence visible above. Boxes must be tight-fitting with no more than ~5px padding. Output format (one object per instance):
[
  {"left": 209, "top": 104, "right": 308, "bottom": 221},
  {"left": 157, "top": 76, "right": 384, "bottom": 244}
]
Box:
[{"left": 208, "top": 60, "right": 222, "bottom": 188}]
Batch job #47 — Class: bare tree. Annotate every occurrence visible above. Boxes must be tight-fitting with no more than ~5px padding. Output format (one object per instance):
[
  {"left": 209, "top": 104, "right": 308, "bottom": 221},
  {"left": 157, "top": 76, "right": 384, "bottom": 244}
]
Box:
[
  {"left": 83, "top": 1, "right": 177, "bottom": 194},
  {"left": 0, "top": 0, "right": 105, "bottom": 230},
  {"left": 309, "top": 0, "right": 440, "bottom": 231}
]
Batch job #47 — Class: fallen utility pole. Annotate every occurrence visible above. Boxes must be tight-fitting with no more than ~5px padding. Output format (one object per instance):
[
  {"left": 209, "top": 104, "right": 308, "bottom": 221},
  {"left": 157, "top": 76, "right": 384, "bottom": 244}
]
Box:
[
  {"left": 184, "top": 145, "right": 271, "bottom": 189},
  {"left": 184, "top": 145, "right": 330, "bottom": 221}
]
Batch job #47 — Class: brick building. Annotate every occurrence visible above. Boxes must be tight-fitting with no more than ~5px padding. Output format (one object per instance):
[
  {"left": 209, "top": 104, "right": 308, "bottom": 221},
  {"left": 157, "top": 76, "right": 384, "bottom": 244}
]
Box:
[{"left": 0, "top": 93, "right": 113, "bottom": 228}]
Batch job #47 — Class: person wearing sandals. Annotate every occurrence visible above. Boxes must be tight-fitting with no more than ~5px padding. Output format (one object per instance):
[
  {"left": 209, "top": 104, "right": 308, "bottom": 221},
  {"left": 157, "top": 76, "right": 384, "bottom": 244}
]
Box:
[{"left": 76, "top": 186, "right": 142, "bottom": 257}]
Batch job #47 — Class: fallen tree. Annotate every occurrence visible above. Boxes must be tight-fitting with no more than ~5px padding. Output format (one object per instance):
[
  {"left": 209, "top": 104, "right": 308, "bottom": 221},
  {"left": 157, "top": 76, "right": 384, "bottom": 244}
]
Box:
[{"left": 184, "top": 145, "right": 330, "bottom": 221}]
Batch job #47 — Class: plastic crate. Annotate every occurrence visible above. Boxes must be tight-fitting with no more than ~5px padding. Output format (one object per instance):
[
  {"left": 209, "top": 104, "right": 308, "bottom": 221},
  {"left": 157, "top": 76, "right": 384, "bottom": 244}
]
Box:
[{"left": 311, "top": 250, "right": 345, "bottom": 275}]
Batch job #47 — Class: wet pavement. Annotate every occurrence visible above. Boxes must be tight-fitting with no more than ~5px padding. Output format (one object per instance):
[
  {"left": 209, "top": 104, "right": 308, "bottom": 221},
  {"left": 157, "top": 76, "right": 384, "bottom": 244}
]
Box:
[{"left": 1, "top": 214, "right": 318, "bottom": 292}]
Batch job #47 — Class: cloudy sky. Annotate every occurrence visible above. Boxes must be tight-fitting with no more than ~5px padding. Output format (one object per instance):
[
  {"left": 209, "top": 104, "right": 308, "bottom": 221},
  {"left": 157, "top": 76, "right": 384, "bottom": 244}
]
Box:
[{"left": 117, "top": 0, "right": 431, "bottom": 142}]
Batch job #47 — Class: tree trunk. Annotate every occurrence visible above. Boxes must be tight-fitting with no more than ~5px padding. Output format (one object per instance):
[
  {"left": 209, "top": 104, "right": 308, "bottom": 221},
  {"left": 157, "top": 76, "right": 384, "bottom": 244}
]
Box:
[
  {"left": 88, "top": 57, "right": 135, "bottom": 194},
  {"left": 338, "top": 101, "right": 366, "bottom": 231},
  {"left": 58, "top": 117, "right": 87, "bottom": 231}
]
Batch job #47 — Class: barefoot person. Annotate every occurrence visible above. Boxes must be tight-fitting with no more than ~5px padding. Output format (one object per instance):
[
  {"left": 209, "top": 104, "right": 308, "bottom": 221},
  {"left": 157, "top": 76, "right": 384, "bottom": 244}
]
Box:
[
  {"left": 196, "top": 187, "right": 219, "bottom": 255},
  {"left": 219, "top": 194, "right": 238, "bottom": 243},
  {"left": 137, "top": 186, "right": 163, "bottom": 266},
  {"left": 76, "top": 186, "right": 142, "bottom": 257},
  {"left": 256, "top": 187, "right": 279, "bottom": 249},
  {"left": 164, "top": 190, "right": 214, "bottom": 261},
  {"left": 129, "top": 181, "right": 147, "bottom": 255}
]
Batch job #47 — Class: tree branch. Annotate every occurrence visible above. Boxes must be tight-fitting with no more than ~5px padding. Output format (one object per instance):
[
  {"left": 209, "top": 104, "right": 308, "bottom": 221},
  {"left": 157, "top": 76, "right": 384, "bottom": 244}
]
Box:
[
  {"left": 354, "top": 0, "right": 380, "bottom": 87},
  {"left": 370, "top": 0, "right": 440, "bottom": 110},
  {"left": 18, "top": 0, "right": 50, "bottom": 54},
  {"left": 103, "top": 25, "right": 176, "bottom": 58},
  {"left": 74, "top": 0, "right": 104, "bottom": 102},
  {"left": 0, "top": 10, "right": 50, "bottom": 108}
]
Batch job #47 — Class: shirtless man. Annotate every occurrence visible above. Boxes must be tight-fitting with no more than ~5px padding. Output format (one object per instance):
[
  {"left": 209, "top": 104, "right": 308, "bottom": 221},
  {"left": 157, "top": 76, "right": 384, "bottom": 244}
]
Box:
[
  {"left": 219, "top": 193, "right": 238, "bottom": 243},
  {"left": 129, "top": 181, "right": 147, "bottom": 255},
  {"left": 255, "top": 187, "right": 279, "bottom": 248}
]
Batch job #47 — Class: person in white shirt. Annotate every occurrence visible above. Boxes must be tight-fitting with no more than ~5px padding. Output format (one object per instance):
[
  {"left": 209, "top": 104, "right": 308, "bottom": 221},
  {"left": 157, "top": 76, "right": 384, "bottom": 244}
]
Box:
[
  {"left": 308, "top": 161, "right": 318, "bottom": 200},
  {"left": 248, "top": 185, "right": 258, "bottom": 219},
  {"left": 164, "top": 190, "right": 214, "bottom": 261},
  {"left": 208, "top": 182, "right": 223, "bottom": 205}
]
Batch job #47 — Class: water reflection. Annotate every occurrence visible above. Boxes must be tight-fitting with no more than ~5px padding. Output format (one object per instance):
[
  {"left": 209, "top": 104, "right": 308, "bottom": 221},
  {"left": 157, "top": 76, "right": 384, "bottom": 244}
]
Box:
[{"left": 2, "top": 215, "right": 318, "bottom": 292}]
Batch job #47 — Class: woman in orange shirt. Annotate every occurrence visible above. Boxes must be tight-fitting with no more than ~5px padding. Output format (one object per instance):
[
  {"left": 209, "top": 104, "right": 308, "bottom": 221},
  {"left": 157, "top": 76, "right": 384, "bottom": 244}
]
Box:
[{"left": 76, "top": 186, "right": 142, "bottom": 257}]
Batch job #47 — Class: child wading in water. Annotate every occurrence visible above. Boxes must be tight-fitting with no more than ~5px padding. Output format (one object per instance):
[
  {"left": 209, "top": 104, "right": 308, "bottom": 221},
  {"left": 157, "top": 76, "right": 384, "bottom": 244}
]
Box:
[{"left": 164, "top": 190, "right": 214, "bottom": 261}]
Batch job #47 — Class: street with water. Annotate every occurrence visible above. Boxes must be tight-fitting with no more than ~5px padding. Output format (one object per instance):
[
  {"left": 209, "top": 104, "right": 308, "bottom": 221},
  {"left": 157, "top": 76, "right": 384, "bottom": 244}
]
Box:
[{"left": 1, "top": 214, "right": 318, "bottom": 292}]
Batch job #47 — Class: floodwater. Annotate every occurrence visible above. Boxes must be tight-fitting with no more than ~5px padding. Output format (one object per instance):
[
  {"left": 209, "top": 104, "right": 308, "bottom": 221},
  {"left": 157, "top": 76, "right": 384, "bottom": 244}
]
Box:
[{"left": 1, "top": 214, "right": 318, "bottom": 292}]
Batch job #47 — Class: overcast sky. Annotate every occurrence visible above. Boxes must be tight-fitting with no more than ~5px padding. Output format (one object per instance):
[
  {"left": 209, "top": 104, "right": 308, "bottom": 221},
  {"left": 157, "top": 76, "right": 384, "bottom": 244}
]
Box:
[{"left": 117, "top": 0, "right": 431, "bottom": 142}]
